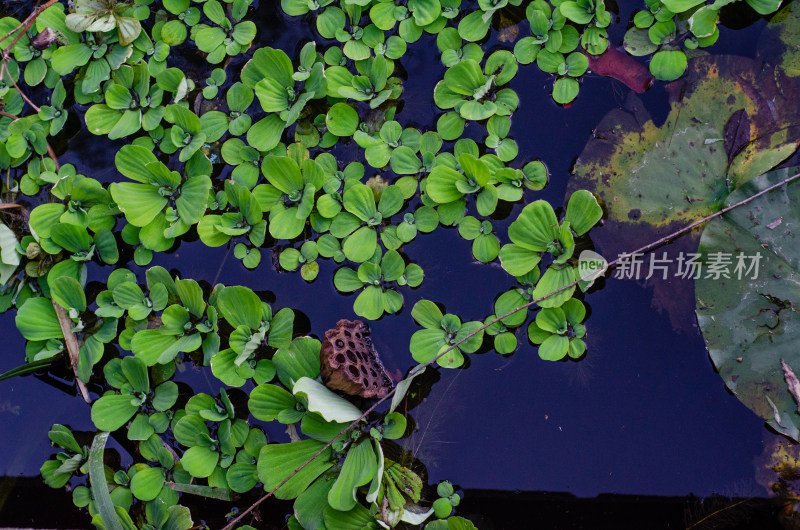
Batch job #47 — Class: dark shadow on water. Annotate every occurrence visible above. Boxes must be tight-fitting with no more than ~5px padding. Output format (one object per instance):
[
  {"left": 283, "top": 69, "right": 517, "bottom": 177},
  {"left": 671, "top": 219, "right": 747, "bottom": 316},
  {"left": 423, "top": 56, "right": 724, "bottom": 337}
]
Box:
[{"left": 0, "top": 477, "right": 787, "bottom": 529}]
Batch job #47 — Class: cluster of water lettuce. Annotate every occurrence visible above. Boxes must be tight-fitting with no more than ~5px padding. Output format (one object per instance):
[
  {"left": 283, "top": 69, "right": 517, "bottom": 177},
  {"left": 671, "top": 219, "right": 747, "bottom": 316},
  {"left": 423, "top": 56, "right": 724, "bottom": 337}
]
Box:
[
  {"left": 623, "top": 0, "right": 783, "bottom": 81},
  {"left": 0, "top": 0, "right": 665, "bottom": 527}
]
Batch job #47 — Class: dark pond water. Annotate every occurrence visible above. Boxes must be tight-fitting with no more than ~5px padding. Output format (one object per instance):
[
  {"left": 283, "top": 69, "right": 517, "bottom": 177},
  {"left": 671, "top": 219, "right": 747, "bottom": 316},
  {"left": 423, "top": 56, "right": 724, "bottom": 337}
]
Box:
[{"left": 0, "top": 0, "right": 790, "bottom": 528}]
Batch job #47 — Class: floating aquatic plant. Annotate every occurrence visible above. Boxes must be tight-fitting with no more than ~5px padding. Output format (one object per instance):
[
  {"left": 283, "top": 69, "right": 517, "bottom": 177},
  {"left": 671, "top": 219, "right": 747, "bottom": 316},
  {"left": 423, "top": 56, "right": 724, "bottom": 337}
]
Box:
[
  {"left": 333, "top": 249, "right": 423, "bottom": 319},
  {"left": 409, "top": 299, "right": 484, "bottom": 368},
  {"left": 7, "top": 0, "right": 788, "bottom": 527}
]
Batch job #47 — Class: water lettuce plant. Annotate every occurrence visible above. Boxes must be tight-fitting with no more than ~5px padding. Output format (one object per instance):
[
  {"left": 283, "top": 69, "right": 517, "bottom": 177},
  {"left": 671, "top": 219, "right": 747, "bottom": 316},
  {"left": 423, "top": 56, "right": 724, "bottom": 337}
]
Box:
[
  {"left": 84, "top": 63, "right": 165, "bottom": 139},
  {"left": 527, "top": 298, "right": 587, "bottom": 360},
  {"left": 65, "top": 0, "right": 143, "bottom": 46},
  {"left": 210, "top": 285, "right": 294, "bottom": 386},
  {"left": 333, "top": 249, "right": 423, "bottom": 319},
  {"left": 409, "top": 300, "right": 484, "bottom": 368},
  {"left": 191, "top": 0, "right": 256, "bottom": 63},
  {"left": 91, "top": 356, "right": 178, "bottom": 431},
  {"left": 111, "top": 144, "right": 211, "bottom": 255},
  {"left": 330, "top": 181, "right": 406, "bottom": 262},
  {"left": 40, "top": 425, "right": 88, "bottom": 489},
  {"left": 434, "top": 51, "right": 518, "bottom": 132},
  {"left": 623, "top": 0, "right": 782, "bottom": 81},
  {"left": 499, "top": 190, "right": 602, "bottom": 278},
  {"left": 198, "top": 180, "right": 265, "bottom": 268},
  {"left": 458, "top": 0, "right": 523, "bottom": 42}
]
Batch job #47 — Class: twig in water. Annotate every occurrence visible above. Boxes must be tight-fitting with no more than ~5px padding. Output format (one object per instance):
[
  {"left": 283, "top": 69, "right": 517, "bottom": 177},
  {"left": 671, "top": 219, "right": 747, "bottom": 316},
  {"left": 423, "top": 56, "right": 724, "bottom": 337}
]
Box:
[
  {"left": 1, "top": 61, "right": 41, "bottom": 113},
  {"left": 52, "top": 302, "right": 91, "bottom": 403},
  {"left": 0, "top": 0, "right": 59, "bottom": 53}
]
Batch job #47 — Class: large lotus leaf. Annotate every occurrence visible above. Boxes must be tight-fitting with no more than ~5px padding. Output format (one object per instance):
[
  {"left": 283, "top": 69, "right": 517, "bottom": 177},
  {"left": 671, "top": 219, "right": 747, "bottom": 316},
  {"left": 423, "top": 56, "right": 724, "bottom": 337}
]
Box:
[
  {"left": 567, "top": 54, "right": 800, "bottom": 327},
  {"left": 757, "top": 1, "right": 800, "bottom": 78},
  {"left": 257, "top": 439, "right": 332, "bottom": 500},
  {"left": 570, "top": 55, "right": 800, "bottom": 234},
  {"left": 696, "top": 167, "right": 800, "bottom": 441}
]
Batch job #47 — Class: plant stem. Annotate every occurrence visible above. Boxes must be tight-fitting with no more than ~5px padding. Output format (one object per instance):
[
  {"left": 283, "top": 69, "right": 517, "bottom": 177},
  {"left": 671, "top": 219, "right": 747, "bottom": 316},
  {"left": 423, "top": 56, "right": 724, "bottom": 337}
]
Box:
[
  {"left": 222, "top": 171, "right": 800, "bottom": 530},
  {"left": 46, "top": 142, "right": 60, "bottom": 170},
  {"left": 1, "top": 60, "right": 41, "bottom": 112},
  {"left": 0, "top": 0, "right": 59, "bottom": 53},
  {"left": 52, "top": 301, "right": 91, "bottom": 404}
]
